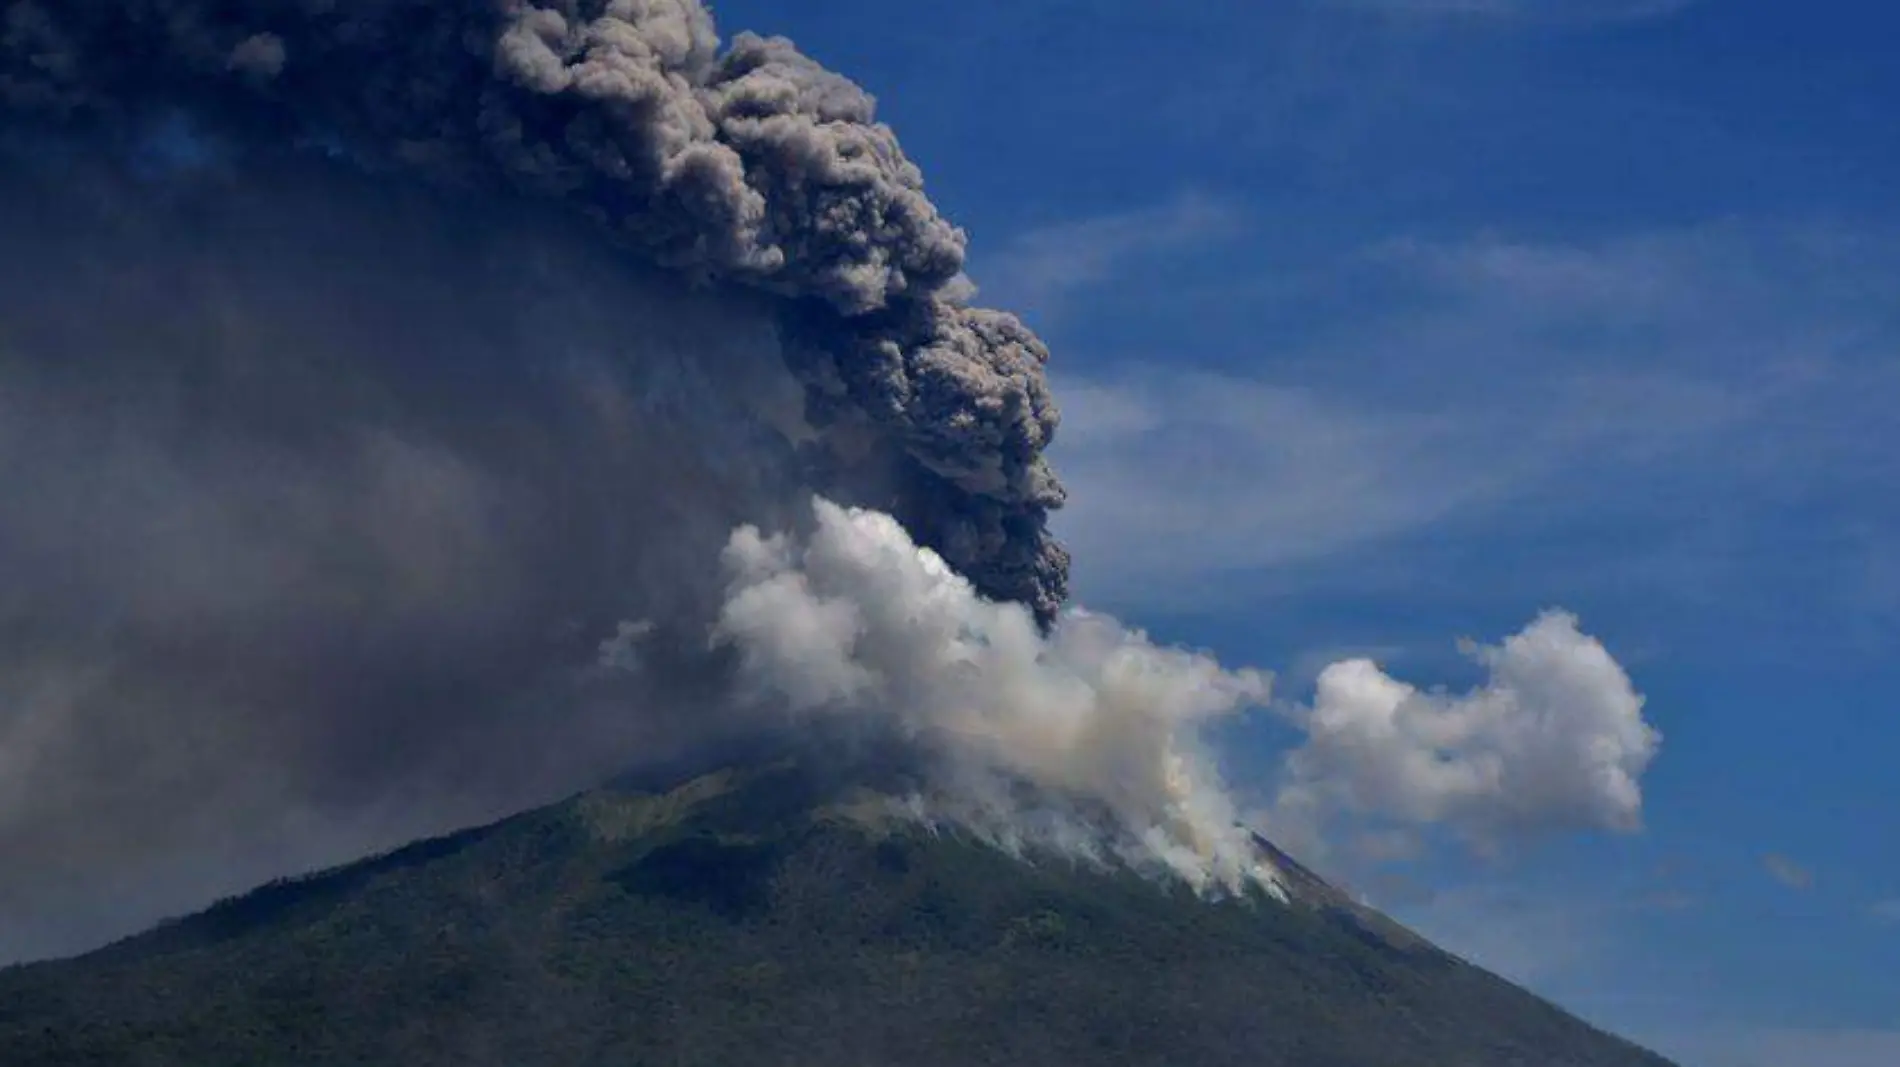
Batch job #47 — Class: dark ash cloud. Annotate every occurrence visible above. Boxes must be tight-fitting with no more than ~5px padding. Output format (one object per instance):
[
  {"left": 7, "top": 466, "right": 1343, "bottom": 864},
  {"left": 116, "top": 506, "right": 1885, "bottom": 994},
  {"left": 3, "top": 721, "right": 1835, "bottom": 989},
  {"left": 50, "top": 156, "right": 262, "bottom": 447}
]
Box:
[{"left": 0, "top": 0, "right": 1067, "bottom": 618}]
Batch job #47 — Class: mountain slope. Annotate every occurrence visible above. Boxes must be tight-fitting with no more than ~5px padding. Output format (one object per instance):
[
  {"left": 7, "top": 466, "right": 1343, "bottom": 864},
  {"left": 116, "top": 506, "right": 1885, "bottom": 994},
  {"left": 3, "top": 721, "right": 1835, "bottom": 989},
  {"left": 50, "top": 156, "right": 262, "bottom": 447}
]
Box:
[{"left": 0, "top": 759, "right": 1674, "bottom": 1067}]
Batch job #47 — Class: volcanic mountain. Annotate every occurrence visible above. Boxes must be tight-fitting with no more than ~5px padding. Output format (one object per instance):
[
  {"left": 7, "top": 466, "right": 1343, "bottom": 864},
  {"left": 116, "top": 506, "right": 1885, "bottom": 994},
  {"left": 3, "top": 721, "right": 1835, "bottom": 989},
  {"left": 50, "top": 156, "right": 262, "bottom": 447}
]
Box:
[{"left": 0, "top": 754, "right": 1675, "bottom": 1067}]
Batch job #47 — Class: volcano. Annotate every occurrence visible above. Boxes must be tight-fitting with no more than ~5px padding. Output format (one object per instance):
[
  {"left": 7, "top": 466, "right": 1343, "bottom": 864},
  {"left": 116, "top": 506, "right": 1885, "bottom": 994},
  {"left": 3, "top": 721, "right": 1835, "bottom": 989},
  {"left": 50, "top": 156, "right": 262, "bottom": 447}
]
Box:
[{"left": 0, "top": 755, "right": 1674, "bottom": 1067}]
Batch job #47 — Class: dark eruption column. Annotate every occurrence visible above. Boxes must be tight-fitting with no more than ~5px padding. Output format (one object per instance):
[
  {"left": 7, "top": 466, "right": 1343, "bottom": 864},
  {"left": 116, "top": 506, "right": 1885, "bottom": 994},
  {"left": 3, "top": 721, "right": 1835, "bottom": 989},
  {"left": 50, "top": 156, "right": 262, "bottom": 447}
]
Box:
[{"left": 0, "top": 0, "right": 1069, "bottom": 621}]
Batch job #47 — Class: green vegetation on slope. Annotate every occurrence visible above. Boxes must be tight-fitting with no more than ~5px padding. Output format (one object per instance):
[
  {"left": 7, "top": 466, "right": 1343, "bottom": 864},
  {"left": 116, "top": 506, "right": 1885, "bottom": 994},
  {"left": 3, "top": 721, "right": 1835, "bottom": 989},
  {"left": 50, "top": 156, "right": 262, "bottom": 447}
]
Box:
[{"left": 0, "top": 761, "right": 1676, "bottom": 1067}]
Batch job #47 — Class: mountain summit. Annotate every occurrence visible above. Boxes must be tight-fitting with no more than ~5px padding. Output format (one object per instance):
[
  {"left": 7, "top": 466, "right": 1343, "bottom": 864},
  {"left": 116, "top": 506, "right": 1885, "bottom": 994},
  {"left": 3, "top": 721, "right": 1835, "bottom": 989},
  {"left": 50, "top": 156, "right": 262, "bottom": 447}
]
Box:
[{"left": 0, "top": 757, "right": 1674, "bottom": 1066}]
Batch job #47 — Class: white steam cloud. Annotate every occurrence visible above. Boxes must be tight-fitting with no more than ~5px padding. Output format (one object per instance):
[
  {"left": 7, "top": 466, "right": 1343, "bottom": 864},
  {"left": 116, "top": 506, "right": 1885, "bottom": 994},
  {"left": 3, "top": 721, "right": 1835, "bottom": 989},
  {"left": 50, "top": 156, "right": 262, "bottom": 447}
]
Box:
[
  {"left": 712, "top": 498, "right": 1279, "bottom": 895},
  {"left": 711, "top": 500, "right": 1662, "bottom": 890}
]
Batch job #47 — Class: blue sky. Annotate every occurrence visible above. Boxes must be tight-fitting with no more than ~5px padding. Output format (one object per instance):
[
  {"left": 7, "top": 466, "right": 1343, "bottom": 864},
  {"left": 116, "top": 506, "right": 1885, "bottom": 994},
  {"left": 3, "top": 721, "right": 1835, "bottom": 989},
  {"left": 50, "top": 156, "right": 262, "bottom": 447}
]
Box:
[{"left": 718, "top": 2, "right": 1898, "bottom": 1064}]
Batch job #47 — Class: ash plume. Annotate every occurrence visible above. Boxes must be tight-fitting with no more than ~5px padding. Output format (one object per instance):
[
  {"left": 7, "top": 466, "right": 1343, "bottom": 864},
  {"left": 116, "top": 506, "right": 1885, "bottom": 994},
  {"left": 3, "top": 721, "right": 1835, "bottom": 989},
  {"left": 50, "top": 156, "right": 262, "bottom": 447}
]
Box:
[
  {"left": 0, "top": 0, "right": 1068, "bottom": 963},
  {"left": 0, "top": 1, "right": 1664, "bottom": 967},
  {"left": 0, "top": 0, "right": 1067, "bottom": 619}
]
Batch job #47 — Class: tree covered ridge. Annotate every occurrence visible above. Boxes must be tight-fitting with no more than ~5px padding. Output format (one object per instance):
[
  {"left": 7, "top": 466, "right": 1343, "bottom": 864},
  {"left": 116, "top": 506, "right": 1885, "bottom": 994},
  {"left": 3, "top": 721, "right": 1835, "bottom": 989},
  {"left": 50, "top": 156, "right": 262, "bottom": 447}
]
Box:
[{"left": 0, "top": 760, "right": 1677, "bottom": 1067}]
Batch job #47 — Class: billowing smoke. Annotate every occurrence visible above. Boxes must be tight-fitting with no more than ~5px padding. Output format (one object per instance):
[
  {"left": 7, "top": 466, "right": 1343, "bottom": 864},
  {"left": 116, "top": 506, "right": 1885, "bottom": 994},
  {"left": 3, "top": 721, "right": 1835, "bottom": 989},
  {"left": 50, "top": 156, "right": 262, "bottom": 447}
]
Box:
[
  {"left": 708, "top": 507, "right": 1663, "bottom": 892},
  {"left": 712, "top": 498, "right": 1278, "bottom": 896},
  {"left": 0, "top": 0, "right": 1067, "bottom": 619},
  {"left": 0, "top": 1, "right": 1661, "bottom": 965},
  {"left": 1267, "top": 611, "right": 1662, "bottom": 861}
]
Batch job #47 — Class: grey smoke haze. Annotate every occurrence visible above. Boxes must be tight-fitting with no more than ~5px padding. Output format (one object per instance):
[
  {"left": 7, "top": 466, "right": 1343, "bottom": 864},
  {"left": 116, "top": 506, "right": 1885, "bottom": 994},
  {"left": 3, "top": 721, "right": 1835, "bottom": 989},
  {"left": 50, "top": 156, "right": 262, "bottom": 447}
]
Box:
[{"left": 0, "top": 143, "right": 824, "bottom": 962}]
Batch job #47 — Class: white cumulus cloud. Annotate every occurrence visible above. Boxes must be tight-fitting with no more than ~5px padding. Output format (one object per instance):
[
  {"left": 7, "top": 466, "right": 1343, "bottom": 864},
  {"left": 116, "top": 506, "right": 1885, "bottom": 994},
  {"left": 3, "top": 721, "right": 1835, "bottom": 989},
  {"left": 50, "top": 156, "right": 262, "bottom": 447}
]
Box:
[{"left": 1270, "top": 610, "right": 1660, "bottom": 853}]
